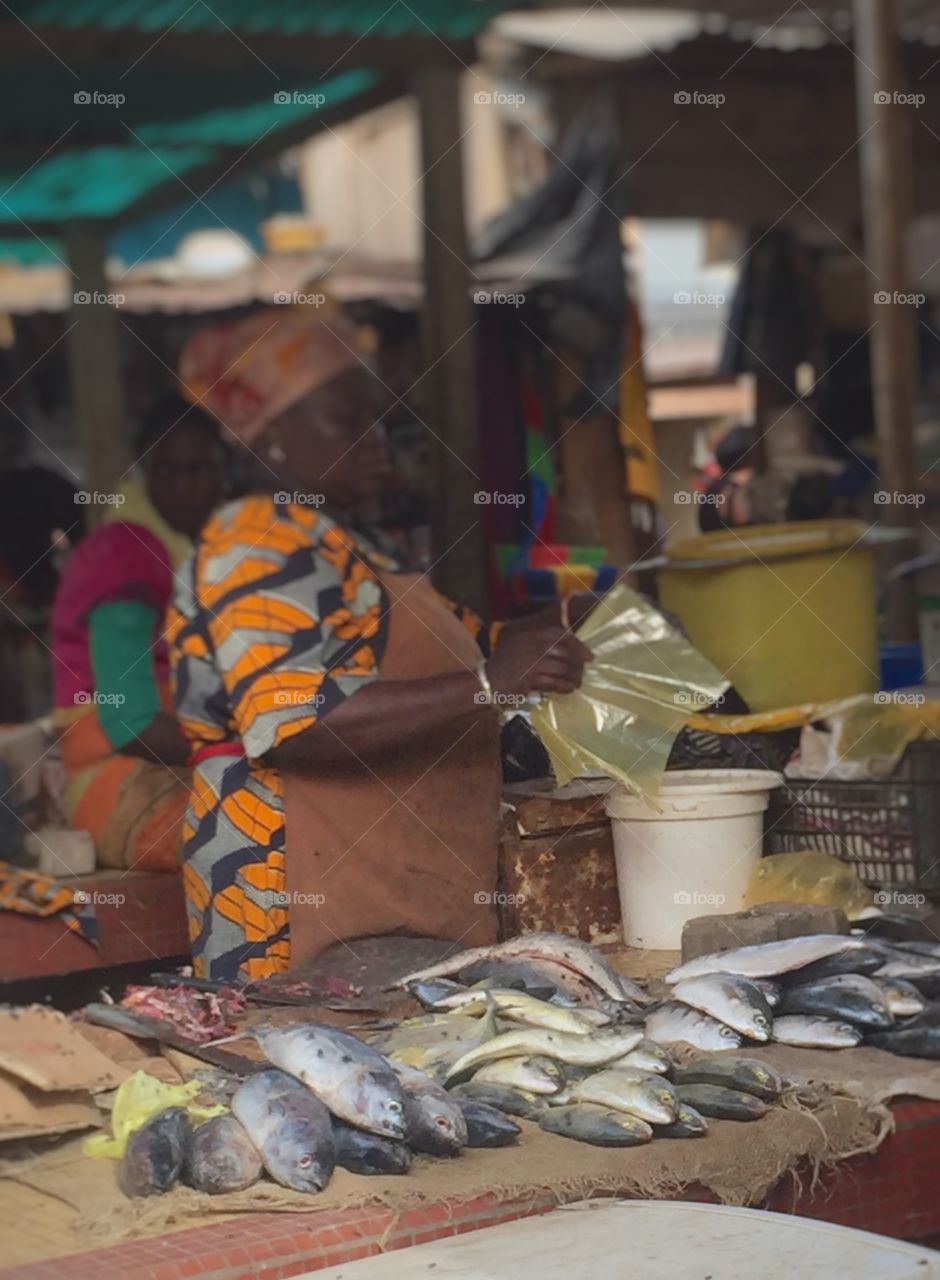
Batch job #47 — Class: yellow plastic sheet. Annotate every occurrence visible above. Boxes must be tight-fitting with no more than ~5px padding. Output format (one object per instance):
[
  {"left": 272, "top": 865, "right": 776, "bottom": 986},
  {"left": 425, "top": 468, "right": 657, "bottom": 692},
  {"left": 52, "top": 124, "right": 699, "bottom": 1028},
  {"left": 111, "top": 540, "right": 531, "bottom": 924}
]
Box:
[
  {"left": 689, "top": 692, "right": 940, "bottom": 772},
  {"left": 744, "top": 850, "right": 873, "bottom": 919},
  {"left": 83, "top": 1070, "right": 226, "bottom": 1160},
  {"left": 530, "top": 584, "right": 728, "bottom": 804}
]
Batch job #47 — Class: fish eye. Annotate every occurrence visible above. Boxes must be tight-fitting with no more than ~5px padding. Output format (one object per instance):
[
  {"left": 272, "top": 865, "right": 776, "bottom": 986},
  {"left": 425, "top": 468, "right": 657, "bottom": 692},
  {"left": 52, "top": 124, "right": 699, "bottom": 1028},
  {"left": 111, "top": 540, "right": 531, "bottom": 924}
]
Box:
[
  {"left": 297, "top": 1154, "right": 313, "bottom": 1169},
  {"left": 388, "top": 1101, "right": 402, "bottom": 1113}
]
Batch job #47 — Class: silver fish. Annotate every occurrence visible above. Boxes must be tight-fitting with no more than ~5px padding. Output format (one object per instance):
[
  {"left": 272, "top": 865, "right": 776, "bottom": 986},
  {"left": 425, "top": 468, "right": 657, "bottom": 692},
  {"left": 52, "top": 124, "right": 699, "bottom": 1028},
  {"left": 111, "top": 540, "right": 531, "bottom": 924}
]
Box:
[
  {"left": 877, "top": 977, "right": 927, "bottom": 1018},
  {"left": 396, "top": 932, "right": 650, "bottom": 1006},
  {"left": 570, "top": 1069, "right": 680, "bottom": 1125},
  {"left": 667, "top": 935, "right": 864, "bottom": 983},
  {"left": 609, "top": 1038, "right": 673, "bottom": 1076},
  {"left": 455, "top": 1098, "right": 521, "bottom": 1147},
  {"left": 645, "top": 1002, "right": 742, "bottom": 1051},
  {"left": 673, "top": 1055, "right": 784, "bottom": 1101},
  {"left": 255, "top": 1024, "right": 407, "bottom": 1138},
  {"left": 672, "top": 974, "right": 772, "bottom": 1041},
  {"left": 231, "top": 1069, "right": 336, "bottom": 1192},
  {"left": 431, "top": 988, "right": 597, "bottom": 1035},
  {"left": 472, "top": 1055, "right": 566, "bottom": 1095},
  {"left": 445, "top": 1026, "right": 643, "bottom": 1083},
  {"left": 331, "top": 1121, "right": 412, "bottom": 1175},
  {"left": 373, "top": 1003, "right": 500, "bottom": 1077},
  {"left": 656, "top": 1103, "right": 709, "bottom": 1138},
  {"left": 779, "top": 974, "right": 893, "bottom": 1030},
  {"left": 183, "top": 1114, "right": 263, "bottom": 1195},
  {"left": 771, "top": 1015, "right": 862, "bottom": 1049},
  {"left": 448, "top": 1081, "right": 548, "bottom": 1121},
  {"left": 391, "top": 1061, "right": 467, "bottom": 1155},
  {"left": 119, "top": 1107, "right": 190, "bottom": 1198},
  {"left": 540, "top": 1103, "right": 652, "bottom": 1146},
  {"left": 752, "top": 979, "right": 782, "bottom": 1008},
  {"left": 675, "top": 1083, "right": 768, "bottom": 1121}
]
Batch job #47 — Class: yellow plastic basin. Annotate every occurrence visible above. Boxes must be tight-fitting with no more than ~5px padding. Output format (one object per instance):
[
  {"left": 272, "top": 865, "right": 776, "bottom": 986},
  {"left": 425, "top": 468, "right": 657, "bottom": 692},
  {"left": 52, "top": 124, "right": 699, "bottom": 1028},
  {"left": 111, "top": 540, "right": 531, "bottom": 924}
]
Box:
[{"left": 657, "top": 520, "right": 879, "bottom": 712}]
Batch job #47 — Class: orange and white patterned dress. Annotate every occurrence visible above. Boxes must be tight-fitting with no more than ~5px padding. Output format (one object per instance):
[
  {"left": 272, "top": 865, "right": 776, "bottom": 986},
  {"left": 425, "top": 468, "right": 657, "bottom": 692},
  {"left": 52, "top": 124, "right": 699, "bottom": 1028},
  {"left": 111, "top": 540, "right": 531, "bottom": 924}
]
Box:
[{"left": 168, "top": 494, "right": 487, "bottom": 980}]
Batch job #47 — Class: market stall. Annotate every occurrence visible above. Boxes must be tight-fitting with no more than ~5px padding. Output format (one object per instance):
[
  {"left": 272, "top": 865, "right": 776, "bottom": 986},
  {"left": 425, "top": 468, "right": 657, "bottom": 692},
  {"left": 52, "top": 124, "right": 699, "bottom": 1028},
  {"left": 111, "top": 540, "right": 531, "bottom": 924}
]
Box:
[{"left": 4, "top": 926, "right": 940, "bottom": 1278}]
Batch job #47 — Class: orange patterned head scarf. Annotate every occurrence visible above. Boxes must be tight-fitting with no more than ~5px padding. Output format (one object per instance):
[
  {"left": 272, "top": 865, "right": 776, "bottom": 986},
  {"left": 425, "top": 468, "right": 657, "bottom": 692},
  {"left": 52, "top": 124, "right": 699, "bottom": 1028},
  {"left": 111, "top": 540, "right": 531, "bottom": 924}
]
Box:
[{"left": 178, "top": 300, "right": 366, "bottom": 447}]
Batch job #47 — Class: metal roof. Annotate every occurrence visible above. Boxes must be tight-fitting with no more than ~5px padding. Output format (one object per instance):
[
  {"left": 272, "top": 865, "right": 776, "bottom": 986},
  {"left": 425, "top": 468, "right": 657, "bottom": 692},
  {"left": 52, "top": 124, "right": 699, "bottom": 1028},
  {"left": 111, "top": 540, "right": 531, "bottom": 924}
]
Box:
[
  {"left": 15, "top": 0, "right": 509, "bottom": 40},
  {"left": 0, "top": 70, "right": 379, "bottom": 229}
]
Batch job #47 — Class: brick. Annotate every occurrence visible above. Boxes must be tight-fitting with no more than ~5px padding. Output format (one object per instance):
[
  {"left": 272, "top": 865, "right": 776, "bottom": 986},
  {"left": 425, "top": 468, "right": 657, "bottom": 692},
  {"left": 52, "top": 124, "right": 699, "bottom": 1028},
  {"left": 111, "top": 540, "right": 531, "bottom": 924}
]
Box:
[
  {"left": 746, "top": 902, "right": 848, "bottom": 937},
  {"left": 681, "top": 912, "right": 777, "bottom": 961}
]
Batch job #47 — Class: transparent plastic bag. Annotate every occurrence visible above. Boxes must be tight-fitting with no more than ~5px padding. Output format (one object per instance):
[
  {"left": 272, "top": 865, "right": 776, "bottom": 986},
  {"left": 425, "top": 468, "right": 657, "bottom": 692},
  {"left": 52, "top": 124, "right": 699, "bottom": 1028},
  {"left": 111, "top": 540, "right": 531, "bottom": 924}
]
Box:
[
  {"left": 530, "top": 584, "right": 728, "bottom": 806},
  {"left": 744, "top": 850, "right": 873, "bottom": 920}
]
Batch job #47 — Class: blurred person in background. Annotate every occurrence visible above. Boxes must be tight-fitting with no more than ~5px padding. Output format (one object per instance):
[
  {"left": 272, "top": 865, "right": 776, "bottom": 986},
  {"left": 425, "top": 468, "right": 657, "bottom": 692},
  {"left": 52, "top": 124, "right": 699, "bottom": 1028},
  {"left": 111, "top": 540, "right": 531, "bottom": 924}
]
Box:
[
  {"left": 171, "top": 303, "right": 592, "bottom": 980},
  {"left": 0, "top": 408, "right": 84, "bottom": 719},
  {"left": 51, "top": 395, "right": 227, "bottom": 872}
]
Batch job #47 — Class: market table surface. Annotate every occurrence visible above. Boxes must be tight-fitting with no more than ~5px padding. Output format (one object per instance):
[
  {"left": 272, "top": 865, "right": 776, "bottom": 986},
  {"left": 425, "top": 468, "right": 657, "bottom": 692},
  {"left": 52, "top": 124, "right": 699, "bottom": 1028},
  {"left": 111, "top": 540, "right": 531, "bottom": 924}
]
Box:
[{"left": 306, "top": 1201, "right": 940, "bottom": 1280}]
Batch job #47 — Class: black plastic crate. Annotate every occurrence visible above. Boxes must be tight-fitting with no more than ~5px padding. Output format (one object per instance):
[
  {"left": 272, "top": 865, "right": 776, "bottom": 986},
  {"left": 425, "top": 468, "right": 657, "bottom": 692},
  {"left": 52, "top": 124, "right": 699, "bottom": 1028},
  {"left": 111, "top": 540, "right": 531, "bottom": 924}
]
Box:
[{"left": 764, "top": 742, "right": 940, "bottom": 890}]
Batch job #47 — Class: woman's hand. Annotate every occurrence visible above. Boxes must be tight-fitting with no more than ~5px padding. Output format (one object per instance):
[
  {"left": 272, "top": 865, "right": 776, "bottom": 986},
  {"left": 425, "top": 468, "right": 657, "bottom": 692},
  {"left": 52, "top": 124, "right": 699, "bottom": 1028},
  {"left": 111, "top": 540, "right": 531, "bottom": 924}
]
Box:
[{"left": 486, "top": 625, "right": 592, "bottom": 698}]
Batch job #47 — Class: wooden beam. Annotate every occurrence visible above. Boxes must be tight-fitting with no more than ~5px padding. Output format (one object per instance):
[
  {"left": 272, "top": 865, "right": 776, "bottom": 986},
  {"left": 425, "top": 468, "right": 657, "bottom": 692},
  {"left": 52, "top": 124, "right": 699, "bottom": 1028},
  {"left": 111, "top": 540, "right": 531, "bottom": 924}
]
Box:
[
  {"left": 414, "top": 66, "right": 488, "bottom": 613},
  {"left": 854, "top": 0, "right": 920, "bottom": 642},
  {"left": 63, "top": 222, "right": 130, "bottom": 515}
]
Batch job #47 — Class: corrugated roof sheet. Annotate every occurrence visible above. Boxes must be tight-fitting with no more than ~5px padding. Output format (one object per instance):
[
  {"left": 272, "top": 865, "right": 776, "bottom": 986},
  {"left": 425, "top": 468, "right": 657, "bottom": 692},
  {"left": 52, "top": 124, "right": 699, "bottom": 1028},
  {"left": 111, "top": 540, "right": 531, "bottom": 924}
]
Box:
[
  {"left": 0, "top": 70, "right": 376, "bottom": 225},
  {"left": 19, "top": 0, "right": 508, "bottom": 40}
]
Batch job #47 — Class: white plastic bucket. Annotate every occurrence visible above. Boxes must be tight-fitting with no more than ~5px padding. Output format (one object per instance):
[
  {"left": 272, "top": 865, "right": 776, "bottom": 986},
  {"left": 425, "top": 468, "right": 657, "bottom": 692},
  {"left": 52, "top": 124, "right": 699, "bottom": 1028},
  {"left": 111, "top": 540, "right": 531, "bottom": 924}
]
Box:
[{"left": 604, "top": 769, "right": 783, "bottom": 950}]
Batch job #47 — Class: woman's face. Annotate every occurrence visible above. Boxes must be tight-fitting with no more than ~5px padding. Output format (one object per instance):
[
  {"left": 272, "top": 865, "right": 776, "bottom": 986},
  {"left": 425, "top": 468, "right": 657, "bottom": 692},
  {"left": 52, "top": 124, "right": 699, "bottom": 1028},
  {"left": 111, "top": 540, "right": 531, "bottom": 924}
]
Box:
[{"left": 266, "top": 367, "right": 394, "bottom": 507}]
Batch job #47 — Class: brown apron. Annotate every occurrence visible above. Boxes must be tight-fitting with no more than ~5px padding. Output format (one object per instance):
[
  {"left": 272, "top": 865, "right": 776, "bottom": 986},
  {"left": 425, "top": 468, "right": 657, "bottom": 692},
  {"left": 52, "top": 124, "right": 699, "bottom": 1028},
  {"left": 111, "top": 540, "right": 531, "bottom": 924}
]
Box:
[{"left": 283, "top": 571, "right": 501, "bottom": 968}]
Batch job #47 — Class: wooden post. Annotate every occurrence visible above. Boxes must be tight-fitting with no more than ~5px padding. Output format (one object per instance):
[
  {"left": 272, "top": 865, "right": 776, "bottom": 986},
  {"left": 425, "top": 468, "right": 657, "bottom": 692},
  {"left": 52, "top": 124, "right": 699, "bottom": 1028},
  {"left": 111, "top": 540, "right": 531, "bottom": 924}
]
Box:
[
  {"left": 853, "top": 0, "right": 920, "bottom": 641},
  {"left": 63, "top": 222, "right": 129, "bottom": 517},
  {"left": 413, "top": 67, "right": 488, "bottom": 613}
]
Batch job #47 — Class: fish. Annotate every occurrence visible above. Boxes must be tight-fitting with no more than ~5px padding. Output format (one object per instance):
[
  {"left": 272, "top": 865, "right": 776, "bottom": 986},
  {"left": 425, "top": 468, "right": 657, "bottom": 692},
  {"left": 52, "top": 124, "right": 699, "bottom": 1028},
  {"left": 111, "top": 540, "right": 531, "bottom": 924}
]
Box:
[
  {"left": 609, "top": 1039, "right": 673, "bottom": 1076},
  {"left": 672, "top": 1055, "right": 784, "bottom": 1101},
  {"left": 539, "top": 1104, "right": 652, "bottom": 1147},
  {"left": 444, "top": 1026, "right": 644, "bottom": 1083},
  {"left": 875, "top": 957, "right": 940, "bottom": 982},
  {"left": 119, "top": 1107, "right": 191, "bottom": 1197},
  {"left": 883, "top": 940, "right": 940, "bottom": 959},
  {"left": 675, "top": 1083, "right": 768, "bottom": 1121},
  {"left": 569, "top": 1069, "right": 680, "bottom": 1125},
  {"left": 331, "top": 1121, "right": 413, "bottom": 1175},
  {"left": 456, "top": 959, "right": 560, "bottom": 1001},
  {"left": 784, "top": 947, "right": 887, "bottom": 984},
  {"left": 471, "top": 1055, "right": 566, "bottom": 1095},
  {"left": 868, "top": 1026, "right": 940, "bottom": 1059},
  {"left": 407, "top": 978, "right": 468, "bottom": 1008},
  {"left": 255, "top": 1023, "right": 408, "bottom": 1138},
  {"left": 231, "top": 1069, "right": 336, "bottom": 1192},
  {"left": 771, "top": 1015, "right": 862, "bottom": 1049},
  {"left": 656, "top": 1103, "right": 709, "bottom": 1138},
  {"left": 373, "top": 1006, "right": 499, "bottom": 1077},
  {"left": 183, "top": 1114, "right": 263, "bottom": 1195},
  {"left": 430, "top": 988, "right": 598, "bottom": 1035},
  {"left": 448, "top": 1082, "right": 547, "bottom": 1120},
  {"left": 903, "top": 1002, "right": 940, "bottom": 1030},
  {"left": 876, "top": 977, "right": 926, "bottom": 1018},
  {"left": 396, "top": 932, "right": 651, "bottom": 1006},
  {"left": 671, "top": 974, "right": 773, "bottom": 1041},
  {"left": 454, "top": 1098, "right": 521, "bottom": 1147},
  {"left": 391, "top": 1062, "right": 467, "bottom": 1156},
  {"left": 779, "top": 975, "right": 894, "bottom": 1029},
  {"left": 752, "top": 979, "right": 782, "bottom": 1008},
  {"left": 645, "top": 1003, "right": 742, "bottom": 1051},
  {"left": 667, "top": 935, "right": 864, "bottom": 984}
]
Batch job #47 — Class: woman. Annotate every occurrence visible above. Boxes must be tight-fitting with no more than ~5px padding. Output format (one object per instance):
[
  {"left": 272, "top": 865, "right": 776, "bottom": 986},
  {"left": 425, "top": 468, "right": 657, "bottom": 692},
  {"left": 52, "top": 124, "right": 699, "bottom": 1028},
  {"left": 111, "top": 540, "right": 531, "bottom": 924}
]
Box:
[
  {"left": 171, "top": 304, "right": 591, "bottom": 980},
  {"left": 52, "top": 396, "right": 226, "bottom": 871}
]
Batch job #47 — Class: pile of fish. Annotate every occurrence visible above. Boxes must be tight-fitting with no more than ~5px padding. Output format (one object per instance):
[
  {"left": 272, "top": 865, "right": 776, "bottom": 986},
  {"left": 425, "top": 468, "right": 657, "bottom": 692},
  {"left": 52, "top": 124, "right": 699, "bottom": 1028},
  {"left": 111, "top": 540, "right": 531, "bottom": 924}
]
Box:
[
  {"left": 116, "top": 928, "right": 940, "bottom": 1194},
  {"left": 651, "top": 932, "right": 940, "bottom": 1057},
  {"left": 119, "top": 1021, "right": 524, "bottom": 1197}
]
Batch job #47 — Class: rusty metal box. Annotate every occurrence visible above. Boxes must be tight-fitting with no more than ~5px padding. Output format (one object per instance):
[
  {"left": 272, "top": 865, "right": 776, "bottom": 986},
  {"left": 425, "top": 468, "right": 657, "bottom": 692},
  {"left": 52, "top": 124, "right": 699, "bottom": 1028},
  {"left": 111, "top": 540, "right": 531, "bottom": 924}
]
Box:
[{"left": 497, "top": 778, "right": 621, "bottom": 945}]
